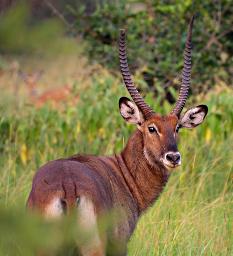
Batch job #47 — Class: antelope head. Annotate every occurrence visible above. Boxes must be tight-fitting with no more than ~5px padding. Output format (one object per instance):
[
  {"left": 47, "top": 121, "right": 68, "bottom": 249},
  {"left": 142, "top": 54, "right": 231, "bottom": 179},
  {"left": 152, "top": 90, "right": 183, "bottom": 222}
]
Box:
[
  {"left": 18, "top": 70, "right": 43, "bottom": 96},
  {"left": 119, "top": 16, "right": 208, "bottom": 170}
]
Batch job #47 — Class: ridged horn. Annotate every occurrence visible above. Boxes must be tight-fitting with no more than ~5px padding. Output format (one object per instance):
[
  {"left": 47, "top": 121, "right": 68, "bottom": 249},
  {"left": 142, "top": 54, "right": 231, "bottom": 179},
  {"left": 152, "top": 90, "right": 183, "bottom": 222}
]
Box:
[
  {"left": 119, "top": 29, "right": 155, "bottom": 119},
  {"left": 171, "top": 15, "right": 195, "bottom": 116}
]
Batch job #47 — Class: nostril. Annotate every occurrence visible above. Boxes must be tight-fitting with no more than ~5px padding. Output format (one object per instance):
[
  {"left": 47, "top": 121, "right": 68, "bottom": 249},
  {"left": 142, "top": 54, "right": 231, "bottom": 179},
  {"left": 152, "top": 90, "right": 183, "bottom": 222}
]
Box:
[
  {"left": 166, "top": 154, "right": 173, "bottom": 162},
  {"left": 174, "top": 154, "right": 180, "bottom": 162}
]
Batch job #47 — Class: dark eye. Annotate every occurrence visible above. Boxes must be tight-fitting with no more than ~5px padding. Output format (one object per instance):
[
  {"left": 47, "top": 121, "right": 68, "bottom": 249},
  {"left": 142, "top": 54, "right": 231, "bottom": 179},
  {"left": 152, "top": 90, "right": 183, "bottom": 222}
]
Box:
[
  {"left": 148, "top": 126, "right": 157, "bottom": 133},
  {"left": 175, "top": 124, "right": 180, "bottom": 133}
]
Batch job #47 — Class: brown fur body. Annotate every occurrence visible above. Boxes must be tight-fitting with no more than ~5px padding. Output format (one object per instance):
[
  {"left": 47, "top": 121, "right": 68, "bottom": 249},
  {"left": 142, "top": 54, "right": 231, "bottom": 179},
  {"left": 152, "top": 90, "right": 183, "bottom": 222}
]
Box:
[
  {"left": 27, "top": 128, "right": 170, "bottom": 252},
  {"left": 30, "top": 85, "right": 75, "bottom": 108}
]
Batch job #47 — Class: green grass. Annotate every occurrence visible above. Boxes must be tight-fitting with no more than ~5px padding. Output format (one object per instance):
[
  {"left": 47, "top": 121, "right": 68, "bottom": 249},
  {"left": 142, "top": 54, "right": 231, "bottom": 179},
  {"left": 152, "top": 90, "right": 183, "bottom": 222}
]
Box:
[{"left": 0, "top": 60, "right": 232, "bottom": 255}]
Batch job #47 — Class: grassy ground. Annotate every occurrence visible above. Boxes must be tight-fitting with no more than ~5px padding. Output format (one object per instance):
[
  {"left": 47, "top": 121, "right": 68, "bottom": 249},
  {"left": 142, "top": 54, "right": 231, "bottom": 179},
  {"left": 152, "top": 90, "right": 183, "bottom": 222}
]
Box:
[{"left": 0, "top": 55, "right": 232, "bottom": 255}]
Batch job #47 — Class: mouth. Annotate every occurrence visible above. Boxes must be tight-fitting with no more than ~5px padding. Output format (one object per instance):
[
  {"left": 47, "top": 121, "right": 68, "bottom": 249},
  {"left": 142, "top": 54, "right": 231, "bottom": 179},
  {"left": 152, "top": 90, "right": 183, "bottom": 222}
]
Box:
[{"left": 161, "top": 159, "right": 181, "bottom": 170}]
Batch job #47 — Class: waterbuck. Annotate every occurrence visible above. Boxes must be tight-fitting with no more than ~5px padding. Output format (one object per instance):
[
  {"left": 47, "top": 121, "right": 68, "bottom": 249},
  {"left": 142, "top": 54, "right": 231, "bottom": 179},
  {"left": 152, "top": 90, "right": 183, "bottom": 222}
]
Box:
[
  {"left": 27, "top": 16, "right": 208, "bottom": 255},
  {"left": 19, "top": 71, "right": 77, "bottom": 108}
]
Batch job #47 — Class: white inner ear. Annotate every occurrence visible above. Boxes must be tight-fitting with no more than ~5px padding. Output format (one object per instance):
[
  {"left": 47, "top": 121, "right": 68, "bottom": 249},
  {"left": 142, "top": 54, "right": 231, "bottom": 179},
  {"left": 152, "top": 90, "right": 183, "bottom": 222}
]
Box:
[
  {"left": 120, "top": 100, "right": 144, "bottom": 124},
  {"left": 180, "top": 107, "right": 206, "bottom": 128}
]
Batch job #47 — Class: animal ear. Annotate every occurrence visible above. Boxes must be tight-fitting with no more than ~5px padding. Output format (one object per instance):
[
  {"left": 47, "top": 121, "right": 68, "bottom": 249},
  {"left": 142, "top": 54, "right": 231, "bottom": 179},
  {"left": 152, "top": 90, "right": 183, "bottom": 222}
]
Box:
[
  {"left": 179, "top": 105, "right": 208, "bottom": 128},
  {"left": 18, "top": 71, "right": 27, "bottom": 81},
  {"left": 18, "top": 70, "right": 43, "bottom": 84},
  {"left": 119, "top": 97, "right": 144, "bottom": 125}
]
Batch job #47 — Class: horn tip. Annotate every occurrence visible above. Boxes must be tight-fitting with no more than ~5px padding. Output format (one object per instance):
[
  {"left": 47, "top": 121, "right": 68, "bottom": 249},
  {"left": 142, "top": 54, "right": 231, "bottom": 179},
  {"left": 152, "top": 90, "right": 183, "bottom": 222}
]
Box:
[
  {"left": 190, "top": 16, "right": 194, "bottom": 25},
  {"left": 120, "top": 29, "right": 126, "bottom": 36},
  {"left": 191, "top": 14, "right": 196, "bottom": 21},
  {"left": 189, "top": 14, "right": 196, "bottom": 29},
  {"left": 187, "top": 14, "right": 195, "bottom": 40}
]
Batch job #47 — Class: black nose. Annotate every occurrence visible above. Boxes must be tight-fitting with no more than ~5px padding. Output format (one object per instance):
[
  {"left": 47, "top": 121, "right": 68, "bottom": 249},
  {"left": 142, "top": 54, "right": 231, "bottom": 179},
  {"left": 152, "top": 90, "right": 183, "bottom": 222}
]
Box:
[{"left": 165, "top": 152, "right": 181, "bottom": 165}]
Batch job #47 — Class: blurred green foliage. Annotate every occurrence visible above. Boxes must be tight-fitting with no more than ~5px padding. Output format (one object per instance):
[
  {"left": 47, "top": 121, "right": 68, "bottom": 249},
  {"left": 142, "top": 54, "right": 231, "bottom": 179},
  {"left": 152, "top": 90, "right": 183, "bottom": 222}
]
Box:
[
  {"left": 0, "top": 205, "right": 123, "bottom": 255},
  {"left": 69, "top": 0, "right": 233, "bottom": 96},
  {"left": 0, "top": 2, "right": 77, "bottom": 56}
]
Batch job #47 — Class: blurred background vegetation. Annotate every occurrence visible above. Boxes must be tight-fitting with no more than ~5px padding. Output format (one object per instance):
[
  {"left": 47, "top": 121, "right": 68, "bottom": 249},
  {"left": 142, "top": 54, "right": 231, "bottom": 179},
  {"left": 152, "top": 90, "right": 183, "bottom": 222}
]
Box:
[{"left": 0, "top": 0, "right": 232, "bottom": 255}]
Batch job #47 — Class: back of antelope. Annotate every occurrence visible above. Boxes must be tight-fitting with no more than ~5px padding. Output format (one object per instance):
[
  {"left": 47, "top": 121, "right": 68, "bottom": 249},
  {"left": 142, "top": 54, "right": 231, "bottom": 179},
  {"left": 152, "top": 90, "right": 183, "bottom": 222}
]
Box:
[
  {"left": 19, "top": 71, "right": 75, "bottom": 108},
  {"left": 27, "top": 16, "right": 208, "bottom": 256}
]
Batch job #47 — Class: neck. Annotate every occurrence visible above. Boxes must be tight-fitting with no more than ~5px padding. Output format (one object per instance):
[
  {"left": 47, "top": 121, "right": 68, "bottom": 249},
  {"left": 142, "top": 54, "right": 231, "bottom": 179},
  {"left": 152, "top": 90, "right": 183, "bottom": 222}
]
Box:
[{"left": 117, "top": 129, "right": 170, "bottom": 214}]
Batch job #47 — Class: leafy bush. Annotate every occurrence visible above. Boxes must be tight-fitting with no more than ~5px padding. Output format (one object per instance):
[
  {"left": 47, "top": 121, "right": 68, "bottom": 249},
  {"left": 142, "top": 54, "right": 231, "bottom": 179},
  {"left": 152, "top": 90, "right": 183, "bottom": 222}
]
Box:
[{"left": 68, "top": 0, "right": 233, "bottom": 99}]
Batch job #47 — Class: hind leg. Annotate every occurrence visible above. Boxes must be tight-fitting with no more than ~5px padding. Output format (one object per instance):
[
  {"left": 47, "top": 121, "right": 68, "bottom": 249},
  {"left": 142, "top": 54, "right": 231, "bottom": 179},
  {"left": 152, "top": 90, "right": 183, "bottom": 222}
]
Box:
[
  {"left": 44, "top": 197, "right": 65, "bottom": 219},
  {"left": 27, "top": 192, "right": 105, "bottom": 255},
  {"left": 77, "top": 196, "right": 105, "bottom": 256}
]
